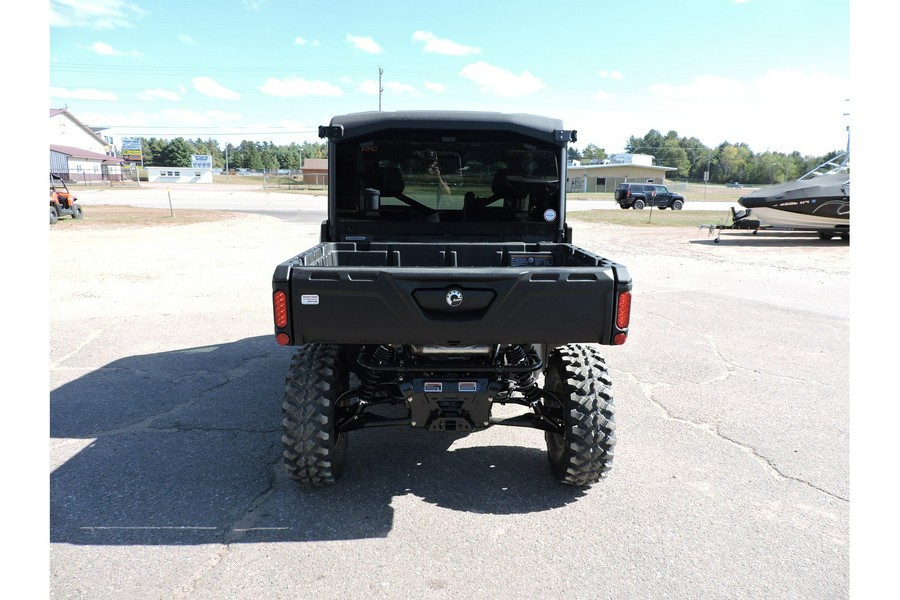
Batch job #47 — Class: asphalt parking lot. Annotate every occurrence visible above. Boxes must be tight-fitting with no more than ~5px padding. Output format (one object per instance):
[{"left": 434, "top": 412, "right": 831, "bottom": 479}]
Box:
[{"left": 49, "top": 187, "right": 850, "bottom": 599}]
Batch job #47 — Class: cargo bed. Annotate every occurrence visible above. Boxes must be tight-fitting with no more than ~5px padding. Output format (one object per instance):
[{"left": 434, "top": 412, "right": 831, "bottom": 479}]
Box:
[{"left": 272, "top": 241, "right": 630, "bottom": 347}]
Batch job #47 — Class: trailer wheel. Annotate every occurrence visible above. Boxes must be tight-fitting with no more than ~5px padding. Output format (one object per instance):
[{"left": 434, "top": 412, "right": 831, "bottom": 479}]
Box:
[
  {"left": 632, "top": 199, "right": 645, "bottom": 210},
  {"left": 282, "top": 344, "right": 349, "bottom": 485},
  {"left": 50, "top": 205, "right": 59, "bottom": 225},
  {"left": 543, "top": 344, "right": 616, "bottom": 486}
]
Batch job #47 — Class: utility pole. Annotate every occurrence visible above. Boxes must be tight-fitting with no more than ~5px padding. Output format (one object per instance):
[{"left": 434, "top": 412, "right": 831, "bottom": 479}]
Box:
[{"left": 378, "top": 67, "right": 384, "bottom": 111}]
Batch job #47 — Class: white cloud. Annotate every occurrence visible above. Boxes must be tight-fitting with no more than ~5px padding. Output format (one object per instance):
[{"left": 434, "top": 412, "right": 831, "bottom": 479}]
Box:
[
  {"left": 50, "top": 86, "right": 118, "bottom": 101},
  {"left": 178, "top": 34, "right": 198, "bottom": 45},
  {"left": 649, "top": 75, "right": 747, "bottom": 100},
  {"left": 162, "top": 109, "right": 243, "bottom": 126},
  {"left": 89, "top": 41, "right": 140, "bottom": 57},
  {"left": 606, "top": 70, "right": 850, "bottom": 154},
  {"left": 138, "top": 88, "right": 180, "bottom": 101},
  {"left": 204, "top": 110, "right": 243, "bottom": 122},
  {"left": 598, "top": 70, "right": 623, "bottom": 80},
  {"left": 459, "top": 61, "right": 546, "bottom": 97},
  {"left": 260, "top": 76, "right": 343, "bottom": 97},
  {"left": 68, "top": 110, "right": 151, "bottom": 128},
  {"left": 385, "top": 81, "right": 418, "bottom": 95},
  {"left": 50, "top": 0, "right": 147, "bottom": 29},
  {"left": 358, "top": 80, "right": 380, "bottom": 95},
  {"left": 412, "top": 31, "right": 480, "bottom": 56},
  {"left": 294, "top": 37, "right": 321, "bottom": 47},
  {"left": 425, "top": 81, "right": 446, "bottom": 93},
  {"left": 192, "top": 77, "right": 240, "bottom": 100},
  {"left": 347, "top": 34, "right": 383, "bottom": 54}
]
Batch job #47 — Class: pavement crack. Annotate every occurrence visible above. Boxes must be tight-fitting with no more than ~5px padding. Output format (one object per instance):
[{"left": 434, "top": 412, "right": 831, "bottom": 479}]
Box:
[
  {"left": 223, "top": 456, "right": 283, "bottom": 544},
  {"left": 622, "top": 371, "right": 849, "bottom": 504},
  {"left": 172, "top": 546, "right": 230, "bottom": 600},
  {"left": 171, "top": 458, "right": 281, "bottom": 598}
]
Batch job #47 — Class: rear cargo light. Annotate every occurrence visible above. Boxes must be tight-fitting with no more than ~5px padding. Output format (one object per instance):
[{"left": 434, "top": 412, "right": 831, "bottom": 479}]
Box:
[
  {"left": 276, "top": 332, "right": 290, "bottom": 346},
  {"left": 616, "top": 290, "right": 632, "bottom": 329},
  {"left": 613, "top": 332, "right": 627, "bottom": 345},
  {"left": 273, "top": 290, "right": 288, "bottom": 327}
]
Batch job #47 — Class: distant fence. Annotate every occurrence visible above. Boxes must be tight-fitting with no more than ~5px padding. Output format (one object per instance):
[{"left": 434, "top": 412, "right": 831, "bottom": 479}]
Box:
[
  {"left": 52, "top": 165, "right": 142, "bottom": 188},
  {"left": 259, "top": 171, "right": 327, "bottom": 190}
]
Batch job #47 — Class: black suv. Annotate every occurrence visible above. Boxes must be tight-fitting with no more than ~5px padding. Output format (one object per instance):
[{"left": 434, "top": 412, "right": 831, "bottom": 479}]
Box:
[{"left": 614, "top": 183, "right": 685, "bottom": 210}]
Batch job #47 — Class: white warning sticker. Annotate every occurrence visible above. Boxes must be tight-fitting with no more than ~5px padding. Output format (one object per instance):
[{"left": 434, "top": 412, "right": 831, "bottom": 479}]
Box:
[{"left": 301, "top": 295, "right": 320, "bottom": 305}]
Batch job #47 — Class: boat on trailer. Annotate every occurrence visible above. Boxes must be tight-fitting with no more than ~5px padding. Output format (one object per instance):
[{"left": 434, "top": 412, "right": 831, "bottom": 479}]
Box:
[{"left": 737, "top": 152, "right": 849, "bottom": 239}]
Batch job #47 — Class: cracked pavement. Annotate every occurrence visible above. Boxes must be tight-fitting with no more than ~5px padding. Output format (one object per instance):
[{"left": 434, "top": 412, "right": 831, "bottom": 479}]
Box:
[{"left": 50, "top": 192, "right": 849, "bottom": 599}]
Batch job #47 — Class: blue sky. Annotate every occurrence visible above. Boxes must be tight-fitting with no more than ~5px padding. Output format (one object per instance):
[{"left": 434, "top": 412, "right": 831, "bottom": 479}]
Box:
[{"left": 48, "top": 0, "right": 850, "bottom": 156}]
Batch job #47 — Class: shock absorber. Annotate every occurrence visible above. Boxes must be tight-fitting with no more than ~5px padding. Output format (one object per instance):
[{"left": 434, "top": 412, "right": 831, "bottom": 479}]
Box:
[
  {"left": 504, "top": 345, "right": 542, "bottom": 405},
  {"left": 359, "top": 344, "right": 395, "bottom": 402}
]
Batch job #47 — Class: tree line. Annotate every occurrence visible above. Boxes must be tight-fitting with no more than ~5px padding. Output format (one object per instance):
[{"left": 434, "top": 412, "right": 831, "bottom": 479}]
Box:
[
  {"left": 135, "top": 137, "right": 327, "bottom": 172},
  {"left": 135, "top": 129, "right": 845, "bottom": 185},
  {"left": 569, "top": 129, "right": 847, "bottom": 185}
]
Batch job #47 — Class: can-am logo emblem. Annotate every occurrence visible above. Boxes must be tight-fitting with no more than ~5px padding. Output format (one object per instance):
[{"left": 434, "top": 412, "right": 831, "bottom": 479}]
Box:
[{"left": 446, "top": 289, "right": 463, "bottom": 307}]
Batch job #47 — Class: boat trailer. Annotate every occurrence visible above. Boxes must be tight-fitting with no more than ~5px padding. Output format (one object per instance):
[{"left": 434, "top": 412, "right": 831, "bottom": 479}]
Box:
[{"left": 699, "top": 207, "right": 848, "bottom": 243}]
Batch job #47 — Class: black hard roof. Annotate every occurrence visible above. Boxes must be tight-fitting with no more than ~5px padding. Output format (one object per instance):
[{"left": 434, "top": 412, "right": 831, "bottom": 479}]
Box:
[{"left": 324, "top": 110, "right": 568, "bottom": 144}]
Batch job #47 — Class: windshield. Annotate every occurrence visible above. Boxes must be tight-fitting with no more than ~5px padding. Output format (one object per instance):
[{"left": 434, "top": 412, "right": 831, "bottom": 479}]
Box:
[{"left": 334, "top": 129, "right": 561, "bottom": 224}]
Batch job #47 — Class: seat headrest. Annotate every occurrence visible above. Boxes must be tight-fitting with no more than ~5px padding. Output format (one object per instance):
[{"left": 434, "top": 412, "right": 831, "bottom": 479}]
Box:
[{"left": 375, "top": 166, "right": 405, "bottom": 197}]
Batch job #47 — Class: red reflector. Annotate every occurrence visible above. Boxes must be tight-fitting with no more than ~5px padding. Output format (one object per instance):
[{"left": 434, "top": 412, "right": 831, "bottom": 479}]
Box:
[
  {"left": 275, "top": 332, "right": 290, "bottom": 346},
  {"left": 616, "top": 291, "right": 632, "bottom": 329},
  {"left": 613, "top": 333, "right": 627, "bottom": 345},
  {"left": 273, "top": 291, "right": 288, "bottom": 328}
]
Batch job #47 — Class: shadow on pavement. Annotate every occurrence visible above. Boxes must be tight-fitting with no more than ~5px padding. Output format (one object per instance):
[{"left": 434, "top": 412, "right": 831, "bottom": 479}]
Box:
[{"left": 51, "top": 336, "right": 586, "bottom": 546}]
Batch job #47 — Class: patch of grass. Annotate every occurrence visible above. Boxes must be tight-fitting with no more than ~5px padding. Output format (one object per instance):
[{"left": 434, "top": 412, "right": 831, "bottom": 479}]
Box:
[
  {"left": 49, "top": 205, "right": 238, "bottom": 230},
  {"left": 571, "top": 208, "right": 733, "bottom": 227}
]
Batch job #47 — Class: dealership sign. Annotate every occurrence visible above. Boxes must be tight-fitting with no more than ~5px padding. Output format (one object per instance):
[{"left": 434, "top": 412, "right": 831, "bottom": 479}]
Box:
[
  {"left": 192, "top": 154, "right": 212, "bottom": 169},
  {"left": 121, "top": 137, "right": 143, "bottom": 164}
]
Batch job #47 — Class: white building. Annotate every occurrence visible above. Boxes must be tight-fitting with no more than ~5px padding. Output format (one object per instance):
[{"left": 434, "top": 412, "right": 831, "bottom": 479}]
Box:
[
  {"left": 145, "top": 167, "right": 213, "bottom": 184},
  {"left": 49, "top": 109, "right": 124, "bottom": 181}
]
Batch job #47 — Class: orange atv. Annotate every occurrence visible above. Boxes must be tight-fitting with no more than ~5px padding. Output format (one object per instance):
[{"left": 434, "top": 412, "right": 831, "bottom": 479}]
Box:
[{"left": 50, "top": 175, "right": 84, "bottom": 224}]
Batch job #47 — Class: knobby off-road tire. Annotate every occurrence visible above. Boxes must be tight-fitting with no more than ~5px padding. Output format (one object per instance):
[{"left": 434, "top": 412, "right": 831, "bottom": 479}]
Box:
[
  {"left": 544, "top": 344, "right": 616, "bottom": 486},
  {"left": 50, "top": 205, "right": 59, "bottom": 225},
  {"left": 282, "top": 344, "right": 349, "bottom": 486}
]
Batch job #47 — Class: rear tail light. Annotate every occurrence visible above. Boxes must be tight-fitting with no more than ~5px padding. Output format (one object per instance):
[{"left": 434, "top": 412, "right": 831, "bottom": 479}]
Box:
[
  {"left": 273, "top": 290, "right": 288, "bottom": 328},
  {"left": 614, "top": 290, "right": 631, "bottom": 345},
  {"left": 616, "top": 290, "right": 631, "bottom": 329}
]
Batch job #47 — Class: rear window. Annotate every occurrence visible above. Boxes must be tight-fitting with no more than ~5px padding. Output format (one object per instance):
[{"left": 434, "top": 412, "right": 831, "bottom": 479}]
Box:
[{"left": 334, "top": 129, "right": 562, "bottom": 223}]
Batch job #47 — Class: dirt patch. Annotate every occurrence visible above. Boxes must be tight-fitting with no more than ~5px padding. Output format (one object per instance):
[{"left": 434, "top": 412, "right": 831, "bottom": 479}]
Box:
[{"left": 49, "top": 205, "right": 241, "bottom": 230}]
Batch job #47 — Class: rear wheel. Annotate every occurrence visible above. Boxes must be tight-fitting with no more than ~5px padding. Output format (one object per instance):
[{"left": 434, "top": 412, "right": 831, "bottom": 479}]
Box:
[
  {"left": 282, "top": 344, "right": 349, "bottom": 485},
  {"left": 50, "top": 205, "right": 59, "bottom": 225},
  {"left": 632, "top": 199, "right": 645, "bottom": 210},
  {"left": 543, "top": 344, "right": 616, "bottom": 486}
]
